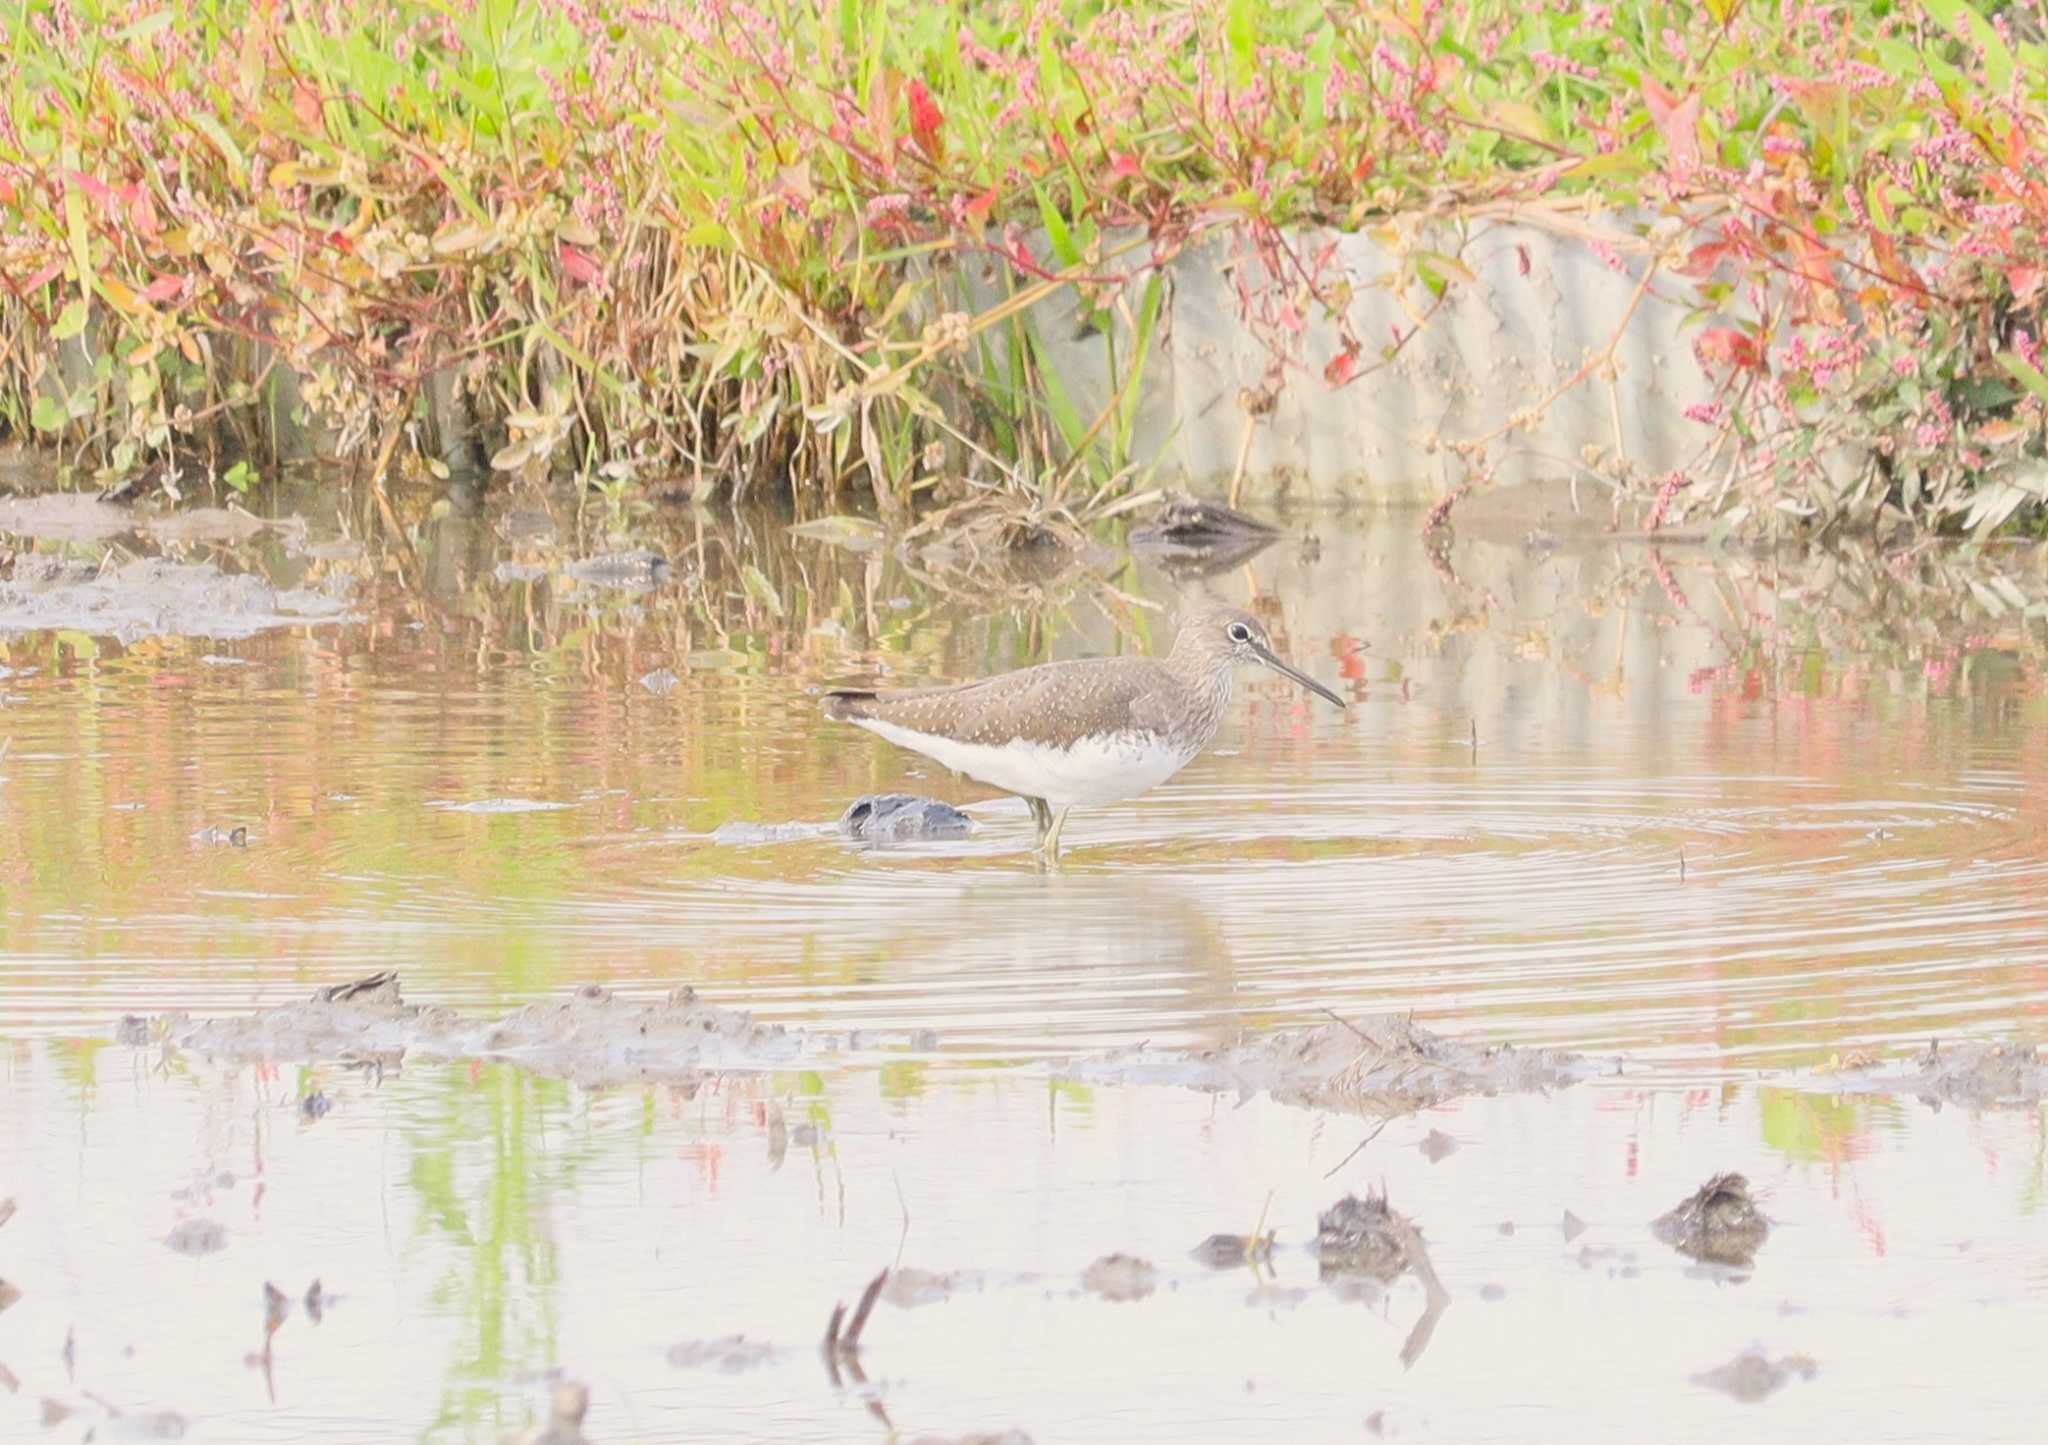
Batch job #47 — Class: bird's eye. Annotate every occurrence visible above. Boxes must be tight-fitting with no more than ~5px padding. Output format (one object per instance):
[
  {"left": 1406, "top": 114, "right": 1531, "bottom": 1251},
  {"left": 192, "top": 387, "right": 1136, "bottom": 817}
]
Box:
[{"left": 1226, "top": 622, "right": 1251, "bottom": 643}]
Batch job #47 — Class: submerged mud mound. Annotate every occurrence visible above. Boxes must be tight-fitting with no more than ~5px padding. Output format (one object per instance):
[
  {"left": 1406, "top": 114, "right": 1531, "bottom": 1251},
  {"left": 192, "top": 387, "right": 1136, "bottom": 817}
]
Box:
[
  {"left": 128, "top": 976, "right": 867, "bottom": 1086},
  {"left": 1652, "top": 1172, "right": 1770, "bottom": 1268},
  {"left": 1821, "top": 1039, "right": 2047, "bottom": 1111},
  {"left": 1054, "top": 1015, "right": 1595, "bottom": 1117},
  {"left": 0, "top": 555, "right": 353, "bottom": 642}
]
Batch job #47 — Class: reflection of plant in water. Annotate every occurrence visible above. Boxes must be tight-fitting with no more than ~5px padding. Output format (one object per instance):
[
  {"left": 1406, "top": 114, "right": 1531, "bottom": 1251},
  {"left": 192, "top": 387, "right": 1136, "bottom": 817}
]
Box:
[
  {"left": 1758, "top": 1087, "right": 1895, "bottom": 1168},
  {"left": 1759, "top": 1087, "right": 1907, "bottom": 1259},
  {"left": 405, "top": 1063, "right": 584, "bottom": 1443}
]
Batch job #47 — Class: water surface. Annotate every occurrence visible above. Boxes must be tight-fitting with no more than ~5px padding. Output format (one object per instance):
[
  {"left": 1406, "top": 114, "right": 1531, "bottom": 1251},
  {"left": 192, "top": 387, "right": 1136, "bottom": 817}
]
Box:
[{"left": 1, "top": 477, "right": 2044, "bottom": 1439}]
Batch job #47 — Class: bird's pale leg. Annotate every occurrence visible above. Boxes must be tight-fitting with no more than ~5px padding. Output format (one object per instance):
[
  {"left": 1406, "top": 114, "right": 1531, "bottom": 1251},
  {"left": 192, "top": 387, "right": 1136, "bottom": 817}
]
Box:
[
  {"left": 1023, "top": 796, "right": 1052, "bottom": 846},
  {"left": 1040, "top": 806, "right": 1073, "bottom": 860}
]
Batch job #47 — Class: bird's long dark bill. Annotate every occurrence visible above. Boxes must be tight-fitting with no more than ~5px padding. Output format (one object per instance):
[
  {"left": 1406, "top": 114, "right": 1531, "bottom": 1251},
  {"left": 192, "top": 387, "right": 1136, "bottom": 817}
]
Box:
[{"left": 1251, "top": 641, "right": 1346, "bottom": 707}]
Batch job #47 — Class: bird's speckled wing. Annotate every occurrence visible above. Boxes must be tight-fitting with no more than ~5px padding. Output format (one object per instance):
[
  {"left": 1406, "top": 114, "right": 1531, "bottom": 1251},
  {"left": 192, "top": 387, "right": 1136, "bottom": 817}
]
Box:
[{"left": 824, "top": 656, "right": 1182, "bottom": 748}]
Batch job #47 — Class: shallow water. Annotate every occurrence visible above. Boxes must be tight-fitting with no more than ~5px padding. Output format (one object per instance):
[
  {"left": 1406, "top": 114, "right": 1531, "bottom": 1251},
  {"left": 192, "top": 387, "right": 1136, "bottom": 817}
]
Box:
[{"left": 2, "top": 475, "right": 2045, "bottom": 1440}]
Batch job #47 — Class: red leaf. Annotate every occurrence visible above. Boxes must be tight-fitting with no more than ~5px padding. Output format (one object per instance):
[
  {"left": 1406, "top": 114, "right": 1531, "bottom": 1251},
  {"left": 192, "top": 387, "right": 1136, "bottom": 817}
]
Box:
[
  {"left": 964, "top": 187, "right": 999, "bottom": 219},
  {"left": 1323, "top": 344, "right": 1361, "bottom": 387},
  {"left": 140, "top": 273, "right": 186, "bottom": 304},
  {"left": 1106, "top": 151, "right": 1142, "bottom": 180},
  {"left": 1676, "top": 239, "right": 1733, "bottom": 278},
  {"left": 906, "top": 78, "right": 944, "bottom": 165},
  {"left": 22, "top": 260, "right": 63, "bottom": 292},
  {"left": 1641, "top": 79, "right": 1702, "bottom": 172},
  {"left": 63, "top": 169, "right": 115, "bottom": 208},
  {"left": 2005, "top": 264, "right": 2045, "bottom": 307},
  {"left": 1694, "top": 326, "right": 1762, "bottom": 371},
  {"left": 293, "top": 83, "right": 324, "bottom": 132},
  {"left": 558, "top": 242, "right": 605, "bottom": 289}
]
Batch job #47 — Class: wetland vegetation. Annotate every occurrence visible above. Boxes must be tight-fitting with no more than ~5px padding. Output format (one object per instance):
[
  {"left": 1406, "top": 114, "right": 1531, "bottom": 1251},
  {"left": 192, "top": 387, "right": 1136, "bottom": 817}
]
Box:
[{"left": 2, "top": 0, "right": 2046, "bottom": 535}]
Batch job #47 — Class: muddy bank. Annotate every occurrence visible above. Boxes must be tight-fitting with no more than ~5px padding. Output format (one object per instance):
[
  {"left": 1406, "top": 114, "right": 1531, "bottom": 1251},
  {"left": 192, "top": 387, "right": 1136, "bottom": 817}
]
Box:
[
  {"left": 1054, "top": 1015, "right": 1598, "bottom": 1116},
  {"left": 125, "top": 975, "right": 925, "bottom": 1087},
  {"left": 0, "top": 555, "right": 353, "bottom": 643},
  {"left": 0, "top": 490, "right": 295, "bottom": 545},
  {"left": 1796, "top": 1039, "right": 2046, "bottom": 1110}
]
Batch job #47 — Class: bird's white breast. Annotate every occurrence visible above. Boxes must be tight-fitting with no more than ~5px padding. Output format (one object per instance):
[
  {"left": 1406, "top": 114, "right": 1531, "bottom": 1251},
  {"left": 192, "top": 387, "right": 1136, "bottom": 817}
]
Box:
[{"left": 856, "top": 718, "right": 1197, "bottom": 807}]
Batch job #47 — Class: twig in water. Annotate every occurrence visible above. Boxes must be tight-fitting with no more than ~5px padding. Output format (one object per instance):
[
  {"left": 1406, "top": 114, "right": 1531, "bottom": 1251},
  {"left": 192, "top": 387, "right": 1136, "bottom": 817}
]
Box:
[
  {"left": 840, "top": 1269, "right": 887, "bottom": 1354},
  {"left": 1322, "top": 1116, "right": 1394, "bottom": 1180},
  {"left": 1679, "top": 846, "right": 1687, "bottom": 882},
  {"left": 1247, "top": 1189, "right": 1275, "bottom": 1265},
  {"left": 892, "top": 1172, "right": 911, "bottom": 1271}
]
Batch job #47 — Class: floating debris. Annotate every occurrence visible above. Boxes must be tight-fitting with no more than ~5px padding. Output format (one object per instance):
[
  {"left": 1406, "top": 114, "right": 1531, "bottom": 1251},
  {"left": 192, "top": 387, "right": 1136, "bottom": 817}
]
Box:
[
  {"left": 1561, "top": 1209, "right": 1588, "bottom": 1243},
  {"left": 299, "top": 1090, "right": 331, "bottom": 1120},
  {"left": 304, "top": 1279, "right": 330, "bottom": 1324},
  {"left": 1653, "top": 1173, "right": 1770, "bottom": 1267},
  {"left": 1418, "top": 1128, "right": 1460, "bottom": 1162},
  {"left": 190, "top": 825, "right": 248, "bottom": 847},
  {"left": 1081, "top": 1253, "right": 1156, "bottom": 1302},
  {"left": 638, "top": 667, "right": 681, "bottom": 696},
  {"left": 1692, "top": 1349, "right": 1817, "bottom": 1403}
]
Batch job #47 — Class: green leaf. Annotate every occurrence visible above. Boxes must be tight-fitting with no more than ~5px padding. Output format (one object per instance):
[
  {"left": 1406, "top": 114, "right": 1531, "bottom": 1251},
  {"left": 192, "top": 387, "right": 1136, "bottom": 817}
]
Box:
[
  {"left": 740, "top": 563, "right": 784, "bottom": 616},
  {"left": 189, "top": 113, "right": 247, "bottom": 182},
  {"left": 52, "top": 299, "right": 89, "bottom": 340},
  {"left": 1035, "top": 186, "right": 1077, "bottom": 268},
  {"left": 222, "top": 460, "right": 258, "bottom": 493},
  {"left": 1225, "top": 0, "right": 1255, "bottom": 86},
  {"left": 1921, "top": 0, "right": 2014, "bottom": 91},
  {"left": 1995, "top": 351, "right": 2048, "bottom": 405},
  {"left": 111, "top": 9, "right": 177, "bottom": 42},
  {"left": 31, "top": 394, "right": 67, "bottom": 432}
]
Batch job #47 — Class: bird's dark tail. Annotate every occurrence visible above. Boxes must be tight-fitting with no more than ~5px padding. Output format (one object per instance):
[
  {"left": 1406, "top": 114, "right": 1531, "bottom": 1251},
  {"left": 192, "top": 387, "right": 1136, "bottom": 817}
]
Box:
[{"left": 821, "top": 690, "right": 876, "bottom": 722}]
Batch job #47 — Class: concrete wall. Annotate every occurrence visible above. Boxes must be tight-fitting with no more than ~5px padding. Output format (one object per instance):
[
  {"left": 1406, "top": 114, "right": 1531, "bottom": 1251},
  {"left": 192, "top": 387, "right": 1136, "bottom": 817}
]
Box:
[{"left": 969, "top": 218, "right": 1719, "bottom": 507}]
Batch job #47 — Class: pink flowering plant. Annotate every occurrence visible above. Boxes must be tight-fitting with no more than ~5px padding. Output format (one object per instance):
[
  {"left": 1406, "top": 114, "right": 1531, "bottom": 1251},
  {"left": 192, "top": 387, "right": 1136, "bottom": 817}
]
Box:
[{"left": 0, "top": 0, "right": 2043, "bottom": 534}]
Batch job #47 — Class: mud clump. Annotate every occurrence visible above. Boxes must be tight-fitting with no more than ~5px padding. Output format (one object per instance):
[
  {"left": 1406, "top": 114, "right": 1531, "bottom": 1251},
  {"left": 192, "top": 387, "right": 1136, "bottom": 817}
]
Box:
[
  {"left": 1056, "top": 1014, "right": 1593, "bottom": 1118},
  {"left": 503, "top": 1379, "right": 589, "bottom": 1445},
  {"left": 1905, "top": 1039, "right": 2044, "bottom": 1110},
  {"left": 0, "top": 556, "right": 353, "bottom": 643},
  {"left": 1653, "top": 1173, "right": 1769, "bottom": 1267},
  {"left": 163, "top": 1218, "right": 227, "bottom": 1256},
  {"left": 131, "top": 975, "right": 896, "bottom": 1087},
  {"left": 882, "top": 1268, "right": 983, "bottom": 1308},
  {"left": 1692, "top": 1349, "right": 1817, "bottom": 1403},
  {"left": 1128, "top": 493, "right": 1280, "bottom": 575},
  {"left": 1801, "top": 1038, "right": 2045, "bottom": 1110},
  {"left": 666, "top": 1335, "right": 777, "bottom": 1373},
  {"left": 1081, "top": 1253, "right": 1156, "bottom": 1302},
  {"left": 1313, "top": 1190, "right": 1451, "bottom": 1368},
  {"left": 840, "top": 793, "right": 974, "bottom": 841},
  {"left": 1190, "top": 1233, "right": 1275, "bottom": 1268},
  {"left": 1314, "top": 1191, "right": 1421, "bottom": 1281}
]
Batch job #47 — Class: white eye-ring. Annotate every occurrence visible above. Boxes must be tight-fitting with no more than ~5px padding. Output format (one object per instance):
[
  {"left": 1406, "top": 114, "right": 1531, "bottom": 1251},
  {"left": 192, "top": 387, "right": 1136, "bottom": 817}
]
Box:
[{"left": 1226, "top": 622, "right": 1252, "bottom": 643}]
